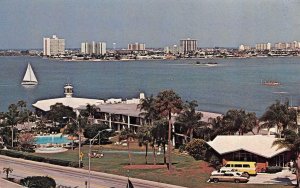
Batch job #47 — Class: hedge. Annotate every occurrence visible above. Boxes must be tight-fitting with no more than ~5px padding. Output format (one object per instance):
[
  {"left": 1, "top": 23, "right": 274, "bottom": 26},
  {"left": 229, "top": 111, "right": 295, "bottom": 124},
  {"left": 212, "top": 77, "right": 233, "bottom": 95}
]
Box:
[
  {"left": 20, "top": 176, "right": 56, "bottom": 188},
  {"left": 0, "top": 149, "right": 83, "bottom": 168}
]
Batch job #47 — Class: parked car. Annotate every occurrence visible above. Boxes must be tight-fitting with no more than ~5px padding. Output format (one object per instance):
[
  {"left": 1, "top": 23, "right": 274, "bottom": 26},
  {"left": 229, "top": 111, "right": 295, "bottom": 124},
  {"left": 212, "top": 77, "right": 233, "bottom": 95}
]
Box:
[
  {"left": 210, "top": 172, "right": 249, "bottom": 183},
  {"left": 219, "top": 161, "right": 257, "bottom": 176},
  {"left": 211, "top": 170, "right": 250, "bottom": 179}
]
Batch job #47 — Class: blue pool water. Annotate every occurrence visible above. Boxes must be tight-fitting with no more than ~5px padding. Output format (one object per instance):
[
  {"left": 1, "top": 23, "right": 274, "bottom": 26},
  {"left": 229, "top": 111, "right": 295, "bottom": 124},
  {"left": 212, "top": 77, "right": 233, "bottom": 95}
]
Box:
[{"left": 35, "top": 135, "right": 70, "bottom": 144}]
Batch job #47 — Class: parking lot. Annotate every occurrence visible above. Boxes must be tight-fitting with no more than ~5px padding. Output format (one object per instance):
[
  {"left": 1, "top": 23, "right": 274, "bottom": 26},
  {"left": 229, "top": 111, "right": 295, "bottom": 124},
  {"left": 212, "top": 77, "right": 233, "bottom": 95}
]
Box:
[{"left": 247, "top": 169, "right": 296, "bottom": 185}]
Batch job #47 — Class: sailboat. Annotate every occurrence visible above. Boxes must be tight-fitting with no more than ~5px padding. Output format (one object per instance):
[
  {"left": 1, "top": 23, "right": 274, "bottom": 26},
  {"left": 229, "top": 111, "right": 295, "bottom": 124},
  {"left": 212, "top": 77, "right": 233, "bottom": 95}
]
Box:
[{"left": 21, "top": 63, "right": 38, "bottom": 86}]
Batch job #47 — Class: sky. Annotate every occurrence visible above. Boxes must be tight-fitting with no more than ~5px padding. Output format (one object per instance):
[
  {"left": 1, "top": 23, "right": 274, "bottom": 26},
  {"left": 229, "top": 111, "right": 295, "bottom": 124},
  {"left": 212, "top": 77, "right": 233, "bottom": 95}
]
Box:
[{"left": 0, "top": 0, "right": 300, "bottom": 49}]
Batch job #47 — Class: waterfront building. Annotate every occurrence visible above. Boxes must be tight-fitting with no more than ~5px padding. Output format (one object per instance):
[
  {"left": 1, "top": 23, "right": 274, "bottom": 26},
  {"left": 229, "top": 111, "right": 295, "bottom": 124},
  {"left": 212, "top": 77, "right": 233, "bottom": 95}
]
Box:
[
  {"left": 255, "top": 43, "right": 271, "bottom": 51},
  {"left": 81, "top": 41, "right": 106, "bottom": 55},
  {"left": 179, "top": 38, "right": 197, "bottom": 54},
  {"left": 207, "top": 135, "right": 291, "bottom": 172},
  {"left": 81, "top": 42, "right": 90, "bottom": 54},
  {"left": 238, "top": 44, "right": 251, "bottom": 51},
  {"left": 164, "top": 45, "right": 180, "bottom": 54},
  {"left": 43, "top": 35, "right": 65, "bottom": 56},
  {"left": 96, "top": 42, "right": 106, "bottom": 55},
  {"left": 32, "top": 84, "right": 220, "bottom": 143},
  {"left": 128, "top": 43, "right": 146, "bottom": 51}
]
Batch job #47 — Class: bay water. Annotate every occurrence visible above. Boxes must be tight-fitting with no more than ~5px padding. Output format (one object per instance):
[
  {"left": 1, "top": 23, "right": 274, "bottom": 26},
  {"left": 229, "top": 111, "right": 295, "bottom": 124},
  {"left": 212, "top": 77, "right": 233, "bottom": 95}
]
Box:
[{"left": 0, "top": 56, "right": 299, "bottom": 116}]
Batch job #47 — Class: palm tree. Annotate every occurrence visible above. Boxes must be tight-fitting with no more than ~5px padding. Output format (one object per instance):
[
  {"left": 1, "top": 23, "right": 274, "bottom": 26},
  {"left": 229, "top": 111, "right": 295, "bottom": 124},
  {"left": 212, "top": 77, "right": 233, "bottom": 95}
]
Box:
[
  {"left": 137, "top": 95, "right": 159, "bottom": 125},
  {"left": 223, "top": 109, "right": 257, "bottom": 135},
  {"left": 155, "top": 90, "right": 183, "bottom": 171},
  {"left": 176, "top": 100, "right": 203, "bottom": 142},
  {"left": 152, "top": 119, "right": 168, "bottom": 165},
  {"left": 272, "top": 129, "right": 300, "bottom": 187},
  {"left": 260, "top": 100, "right": 297, "bottom": 137},
  {"left": 86, "top": 104, "right": 100, "bottom": 124},
  {"left": 6, "top": 104, "right": 19, "bottom": 147},
  {"left": 137, "top": 124, "right": 153, "bottom": 164},
  {"left": 119, "top": 128, "right": 135, "bottom": 165},
  {"left": 3, "top": 167, "right": 13, "bottom": 179}
]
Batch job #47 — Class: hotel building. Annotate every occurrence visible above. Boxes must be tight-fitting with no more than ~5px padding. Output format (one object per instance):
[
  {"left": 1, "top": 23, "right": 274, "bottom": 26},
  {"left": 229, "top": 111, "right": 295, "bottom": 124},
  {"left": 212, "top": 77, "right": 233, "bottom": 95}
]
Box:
[
  {"left": 128, "top": 43, "right": 146, "bottom": 51},
  {"left": 179, "top": 38, "right": 197, "bottom": 54},
  {"left": 43, "top": 35, "right": 65, "bottom": 56}
]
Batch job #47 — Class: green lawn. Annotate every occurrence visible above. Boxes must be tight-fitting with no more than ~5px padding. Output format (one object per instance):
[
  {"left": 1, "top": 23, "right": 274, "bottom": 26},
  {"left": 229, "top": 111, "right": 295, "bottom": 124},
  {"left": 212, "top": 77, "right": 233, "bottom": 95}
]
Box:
[{"left": 32, "top": 145, "right": 293, "bottom": 188}]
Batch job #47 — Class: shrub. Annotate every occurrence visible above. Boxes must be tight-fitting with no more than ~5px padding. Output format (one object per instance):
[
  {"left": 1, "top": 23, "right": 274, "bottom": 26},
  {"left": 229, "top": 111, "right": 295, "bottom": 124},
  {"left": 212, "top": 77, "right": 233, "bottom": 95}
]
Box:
[
  {"left": 185, "top": 139, "right": 207, "bottom": 160},
  {"left": 46, "top": 158, "right": 70, "bottom": 166},
  {"left": 0, "top": 150, "right": 24, "bottom": 158},
  {"left": 266, "top": 166, "right": 283, "bottom": 173},
  {"left": 20, "top": 176, "right": 56, "bottom": 188},
  {"left": 24, "top": 155, "right": 45, "bottom": 162},
  {"left": 69, "top": 161, "right": 83, "bottom": 168},
  {"left": 178, "top": 144, "right": 186, "bottom": 153}
]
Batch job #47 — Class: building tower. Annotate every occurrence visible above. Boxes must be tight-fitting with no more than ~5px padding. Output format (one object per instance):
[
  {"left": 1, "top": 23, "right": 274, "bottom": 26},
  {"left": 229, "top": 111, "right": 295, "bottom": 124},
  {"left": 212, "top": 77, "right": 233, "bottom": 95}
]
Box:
[
  {"left": 179, "top": 38, "right": 197, "bottom": 54},
  {"left": 43, "top": 35, "right": 65, "bottom": 56},
  {"left": 64, "top": 84, "right": 73, "bottom": 98}
]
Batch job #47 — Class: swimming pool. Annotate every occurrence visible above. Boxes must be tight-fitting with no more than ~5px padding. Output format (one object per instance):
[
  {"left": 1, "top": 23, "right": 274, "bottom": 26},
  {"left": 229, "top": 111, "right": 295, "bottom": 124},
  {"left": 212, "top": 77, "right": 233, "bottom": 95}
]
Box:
[{"left": 35, "top": 135, "right": 70, "bottom": 144}]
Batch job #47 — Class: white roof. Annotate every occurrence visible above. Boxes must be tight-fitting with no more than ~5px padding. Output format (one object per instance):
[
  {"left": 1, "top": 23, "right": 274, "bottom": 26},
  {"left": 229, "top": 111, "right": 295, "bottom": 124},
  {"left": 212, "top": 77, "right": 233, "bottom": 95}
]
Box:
[
  {"left": 32, "top": 97, "right": 105, "bottom": 111},
  {"left": 96, "top": 103, "right": 142, "bottom": 117},
  {"left": 207, "top": 135, "right": 289, "bottom": 158}
]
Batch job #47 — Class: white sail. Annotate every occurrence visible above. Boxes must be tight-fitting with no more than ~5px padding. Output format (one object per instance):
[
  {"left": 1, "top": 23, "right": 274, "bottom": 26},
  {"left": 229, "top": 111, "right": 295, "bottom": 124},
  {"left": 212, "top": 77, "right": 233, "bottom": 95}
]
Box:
[{"left": 22, "top": 63, "right": 38, "bottom": 85}]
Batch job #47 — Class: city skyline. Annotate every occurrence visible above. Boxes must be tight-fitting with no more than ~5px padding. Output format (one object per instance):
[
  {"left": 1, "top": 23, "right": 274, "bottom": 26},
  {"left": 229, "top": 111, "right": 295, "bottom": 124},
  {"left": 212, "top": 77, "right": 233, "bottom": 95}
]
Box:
[{"left": 1, "top": 0, "right": 300, "bottom": 49}]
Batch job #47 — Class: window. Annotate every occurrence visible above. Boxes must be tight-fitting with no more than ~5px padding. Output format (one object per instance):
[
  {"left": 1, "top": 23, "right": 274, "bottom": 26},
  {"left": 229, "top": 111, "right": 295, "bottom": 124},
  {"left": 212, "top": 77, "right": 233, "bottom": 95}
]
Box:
[
  {"left": 225, "top": 164, "right": 231, "bottom": 167},
  {"left": 234, "top": 164, "right": 242, "bottom": 168},
  {"left": 243, "top": 164, "right": 250, "bottom": 168}
]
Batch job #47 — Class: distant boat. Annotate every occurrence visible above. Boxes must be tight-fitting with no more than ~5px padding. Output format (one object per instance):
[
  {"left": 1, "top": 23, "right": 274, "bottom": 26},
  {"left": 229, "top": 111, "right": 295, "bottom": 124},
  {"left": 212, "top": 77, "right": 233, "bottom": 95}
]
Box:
[
  {"left": 262, "top": 80, "right": 280, "bottom": 86},
  {"left": 21, "top": 63, "right": 38, "bottom": 86}
]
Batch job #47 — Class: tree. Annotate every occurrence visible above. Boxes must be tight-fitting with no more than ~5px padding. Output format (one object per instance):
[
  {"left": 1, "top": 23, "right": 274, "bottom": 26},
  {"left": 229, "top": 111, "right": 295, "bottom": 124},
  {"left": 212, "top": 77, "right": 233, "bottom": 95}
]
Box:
[
  {"left": 152, "top": 120, "right": 168, "bottom": 165},
  {"left": 20, "top": 176, "right": 56, "bottom": 188},
  {"left": 176, "top": 100, "right": 203, "bottom": 142},
  {"left": 18, "top": 133, "right": 36, "bottom": 150},
  {"left": 3, "top": 167, "right": 13, "bottom": 179},
  {"left": 272, "top": 129, "right": 300, "bottom": 187},
  {"left": 155, "top": 90, "right": 183, "bottom": 170},
  {"left": 81, "top": 104, "right": 101, "bottom": 124},
  {"left": 260, "top": 100, "right": 297, "bottom": 137},
  {"left": 119, "top": 128, "right": 135, "bottom": 165},
  {"left": 46, "top": 103, "right": 76, "bottom": 126},
  {"left": 137, "top": 124, "right": 153, "bottom": 164},
  {"left": 0, "top": 126, "right": 17, "bottom": 146},
  {"left": 138, "top": 95, "right": 159, "bottom": 125},
  {"left": 6, "top": 104, "right": 20, "bottom": 147},
  {"left": 83, "top": 123, "right": 110, "bottom": 141},
  {"left": 222, "top": 109, "right": 257, "bottom": 135},
  {"left": 185, "top": 139, "right": 207, "bottom": 160}
]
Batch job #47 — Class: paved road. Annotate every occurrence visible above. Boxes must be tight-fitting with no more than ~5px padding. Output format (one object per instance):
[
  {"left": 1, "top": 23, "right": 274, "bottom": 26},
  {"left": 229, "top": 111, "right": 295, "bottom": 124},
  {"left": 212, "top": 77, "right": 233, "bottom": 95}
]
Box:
[
  {"left": 0, "top": 155, "right": 186, "bottom": 188},
  {"left": 0, "top": 178, "right": 22, "bottom": 188}
]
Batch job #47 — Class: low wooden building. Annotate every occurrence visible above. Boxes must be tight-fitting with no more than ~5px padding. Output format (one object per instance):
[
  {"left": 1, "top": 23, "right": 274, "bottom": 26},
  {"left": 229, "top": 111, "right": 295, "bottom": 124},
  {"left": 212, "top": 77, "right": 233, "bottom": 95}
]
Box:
[{"left": 207, "top": 135, "right": 291, "bottom": 172}]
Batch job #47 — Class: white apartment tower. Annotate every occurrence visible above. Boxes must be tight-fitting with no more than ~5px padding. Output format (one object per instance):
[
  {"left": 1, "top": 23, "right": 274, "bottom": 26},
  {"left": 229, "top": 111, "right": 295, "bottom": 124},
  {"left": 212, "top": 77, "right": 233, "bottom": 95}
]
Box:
[
  {"left": 180, "top": 38, "right": 197, "bottom": 54},
  {"left": 96, "top": 42, "right": 106, "bottom": 55},
  {"left": 81, "top": 42, "right": 90, "bottom": 54},
  {"left": 128, "top": 43, "right": 146, "bottom": 51},
  {"left": 81, "top": 41, "right": 106, "bottom": 55},
  {"left": 43, "top": 35, "right": 65, "bottom": 56}
]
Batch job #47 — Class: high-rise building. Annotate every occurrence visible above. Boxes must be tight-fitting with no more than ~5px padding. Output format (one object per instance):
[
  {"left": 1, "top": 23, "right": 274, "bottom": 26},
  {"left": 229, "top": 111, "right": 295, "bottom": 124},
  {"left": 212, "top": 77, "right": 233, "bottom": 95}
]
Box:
[
  {"left": 179, "top": 38, "right": 197, "bottom": 54},
  {"left": 43, "top": 35, "right": 65, "bottom": 56},
  {"left": 81, "top": 42, "right": 90, "bottom": 54},
  {"left": 81, "top": 41, "right": 106, "bottom": 55},
  {"left": 128, "top": 43, "right": 146, "bottom": 51},
  {"left": 255, "top": 43, "right": 271, "bottom": 51},
  {"left": 239, "top": 44, "right": 251, "bottom": 51},
  {"left": 96, "top": 42, "right": 106, "bottom": 55}
]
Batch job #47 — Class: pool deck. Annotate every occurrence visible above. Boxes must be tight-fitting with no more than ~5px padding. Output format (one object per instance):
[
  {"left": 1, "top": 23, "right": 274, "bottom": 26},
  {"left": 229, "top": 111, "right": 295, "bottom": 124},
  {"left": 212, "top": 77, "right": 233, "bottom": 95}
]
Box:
[{"left": 35, "top": 147, "right": 68, "bottom": 153}]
